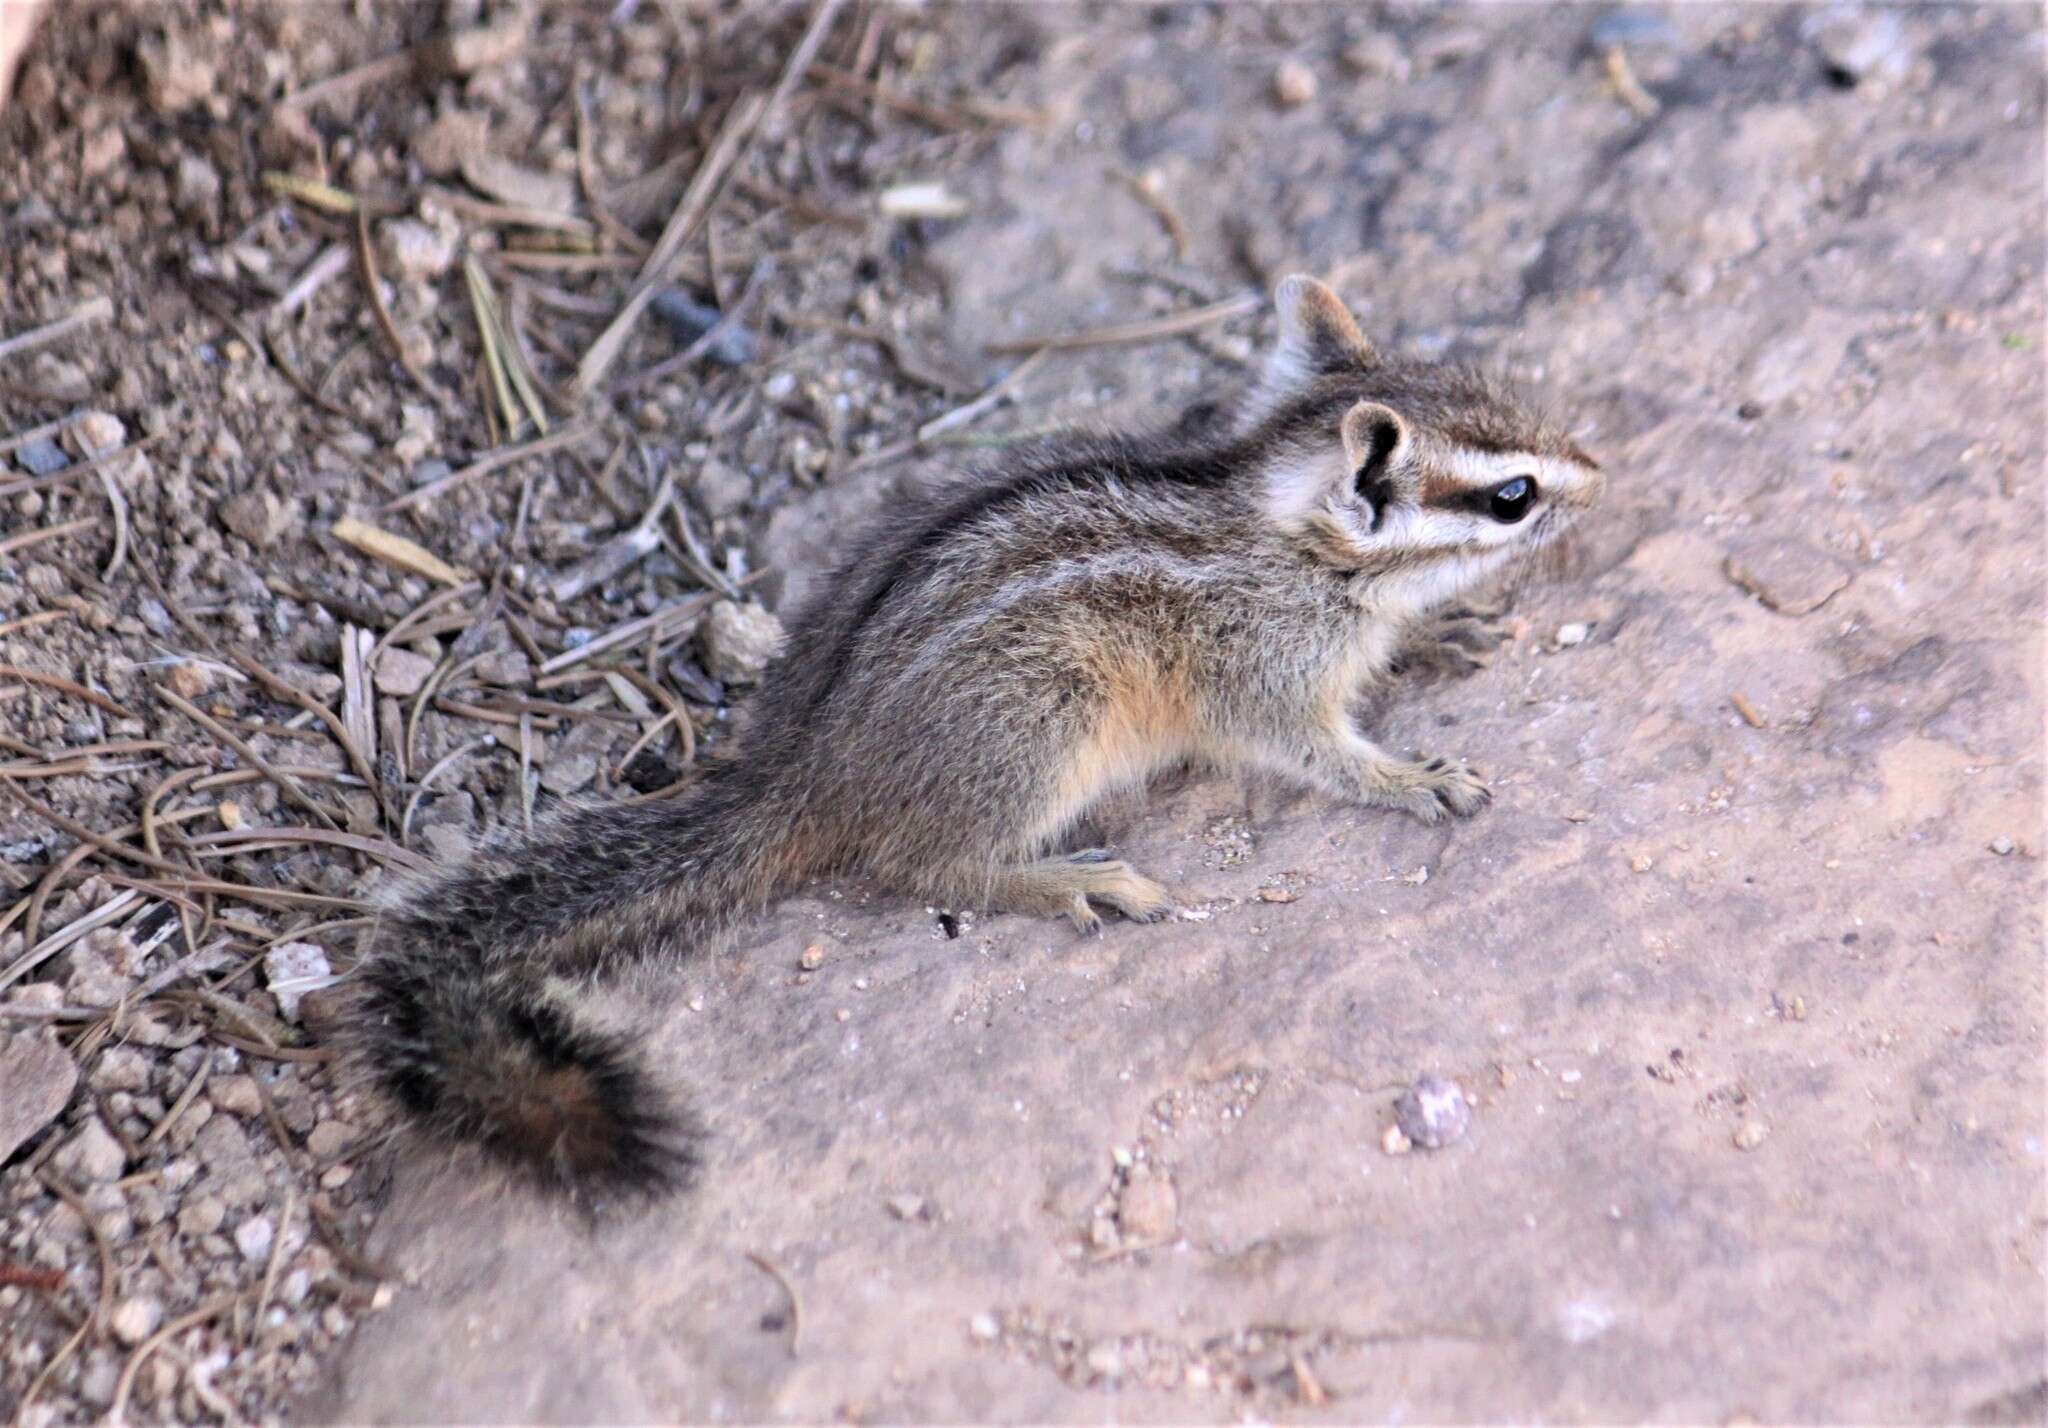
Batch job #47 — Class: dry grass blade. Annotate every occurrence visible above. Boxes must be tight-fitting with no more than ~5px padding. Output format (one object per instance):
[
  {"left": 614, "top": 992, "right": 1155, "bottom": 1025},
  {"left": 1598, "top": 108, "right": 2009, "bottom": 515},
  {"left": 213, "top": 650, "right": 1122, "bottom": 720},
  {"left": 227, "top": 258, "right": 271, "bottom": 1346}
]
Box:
[
  {"left": 0, "top": 431, "right": 163, "bottom": 502},
  {"left": 400, "top": 734, "right": 498, "bottom": 847},
  {"left": 156, "top": 685, "right": 343, "bottom": 831},
  {"left": 105, "top": 875, "right": 368, "bottom": 913},
  {"left": 142, "top": 1058, "right": 212, "bottom": 1153},
  {"left": 985, "top": 291, "right": 1260, "bottom": 355},
  {"left": 230, "top": 652, "right": 382, "bottom": 807},
  {"left": 745, "top": 1250, "right": 803, "bottom": 1360},
  {"left": 252, "top": 1183, "right": 299, "bottom": 1344},
  {"left": 109, "top": 1292, "right": 244, "bottom": 1425},
  {"left": 273, "top": 242, "right": 355, "bottom": 318},
  {"left": 572, "top": 73, "right": 651, "bottom": 255},
  {"left": 37, "top": 1173, "right": 117, "bottom": 1334},
  {"left": 0, "top": 296, "right": 114, "bottom": 365},
  {"left": 0, "top": 887, "right": 141, "bottom": 994},
  {"left": 1113, "top": 166, "right": 1191, "bottom": 262},
  {"left": 804, "top": 61, "right": 1043, "bottom": 131},
  {"left": 537, "top": 591, "right": 714, "bottom": 676},
  {"left": 466, "top": 254, "right": 551, "bottom": 435},
  {"left": 0, "top": 409, "right": 85, "bottom": 458},
  {"left": 0, "top": 516, "right": 96, "bottom": 557},
  {"left": 439, "top": 190, "right": 600, "bottom": 238},
  {"left": 87, "top": 456, "right": 129, "bottom": 581},
  {"left": 463, "top": 253, "right": 528, "bottom": 437},
  {"left": 261, "top": 171, "right": 361, "bottom": 216},
  {"left": 331, "top": 516, "right": 473, "bottom": 586},
  {"left": 383, "top": 423, "right": 593, "bottom": 512},
  {"left": 1602, "top": 45, "right": 1661, "bottom": 119},
  {"left": 576, "top": 90, "right": 768, "bottom": 393},
  {"left": 336, "top": 626, "right": 383, "bottom": 807},
  {"left": 277, "top": 47, "right": 415, "bottom": 111},
  {"left": 19, "top": 1317, "right": 91, "bottom": 1418},
  {"left": 354, "top": 211, "right": 442, "bottom": 403},
  {"left": 607, "top": 255, "right": 775, "bottom": 400},
  {"left": 184, "top": 826, "right": 433, "bottom": 875},
  {"left": 0, "top": 665, "right": 135, "bottom": 720},
  {"left": 840, "top": 348, "right": 1052, "bottom": 475}
]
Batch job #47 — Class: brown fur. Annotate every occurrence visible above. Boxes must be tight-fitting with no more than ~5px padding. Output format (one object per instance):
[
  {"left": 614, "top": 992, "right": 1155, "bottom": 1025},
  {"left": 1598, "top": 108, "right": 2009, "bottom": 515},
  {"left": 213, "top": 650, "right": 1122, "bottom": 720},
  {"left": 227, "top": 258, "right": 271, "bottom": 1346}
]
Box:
[{"left": 343, "top": 277, "right": 1604, "bottom": 1204}]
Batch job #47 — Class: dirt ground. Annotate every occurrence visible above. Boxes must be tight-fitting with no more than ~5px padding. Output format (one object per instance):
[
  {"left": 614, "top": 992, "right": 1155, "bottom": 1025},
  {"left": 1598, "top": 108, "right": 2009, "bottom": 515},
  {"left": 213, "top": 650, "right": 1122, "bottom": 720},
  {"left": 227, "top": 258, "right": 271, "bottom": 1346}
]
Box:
[{"left": 1, "top": 2, "right": 2043, "bottom": 1423}]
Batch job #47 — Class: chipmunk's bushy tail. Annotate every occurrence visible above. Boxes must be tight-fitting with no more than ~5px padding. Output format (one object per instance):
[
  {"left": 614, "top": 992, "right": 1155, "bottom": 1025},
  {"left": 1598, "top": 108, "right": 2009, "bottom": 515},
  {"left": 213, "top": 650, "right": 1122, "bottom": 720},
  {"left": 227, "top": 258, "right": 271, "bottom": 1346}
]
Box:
[{"left": 344, "top": 763, "right": 797, "bottom": 1202}]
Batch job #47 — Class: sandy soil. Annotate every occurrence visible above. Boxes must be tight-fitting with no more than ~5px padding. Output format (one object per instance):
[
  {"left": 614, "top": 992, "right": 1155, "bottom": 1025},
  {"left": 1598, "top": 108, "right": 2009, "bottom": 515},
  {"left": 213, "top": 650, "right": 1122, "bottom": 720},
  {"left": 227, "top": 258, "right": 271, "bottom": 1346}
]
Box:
[{"left": 2, "top": 3, "right": 2042, "bottom": 1423}]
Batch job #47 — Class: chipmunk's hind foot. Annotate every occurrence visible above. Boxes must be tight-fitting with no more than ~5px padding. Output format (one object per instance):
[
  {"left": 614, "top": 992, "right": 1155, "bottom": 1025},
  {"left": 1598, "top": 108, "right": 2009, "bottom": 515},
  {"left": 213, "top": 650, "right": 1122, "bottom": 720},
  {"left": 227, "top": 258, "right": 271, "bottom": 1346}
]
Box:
[
  {"left": 995, "top": 851, "right": 1173, "bottom": 934},
  {"left": 1394, "top": 603, "right": 1513, "bottom": 678},
  {"left": 1359, "top": 755, "right": 1491, "bottom": 824}
]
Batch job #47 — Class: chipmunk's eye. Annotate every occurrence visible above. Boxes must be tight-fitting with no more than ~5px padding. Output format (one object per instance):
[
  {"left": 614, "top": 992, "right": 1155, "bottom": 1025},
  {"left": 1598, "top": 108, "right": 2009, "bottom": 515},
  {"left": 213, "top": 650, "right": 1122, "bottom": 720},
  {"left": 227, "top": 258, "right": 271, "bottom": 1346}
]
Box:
[{"left": 1488, "top": 476, "right": 1537, "bottom": 523}]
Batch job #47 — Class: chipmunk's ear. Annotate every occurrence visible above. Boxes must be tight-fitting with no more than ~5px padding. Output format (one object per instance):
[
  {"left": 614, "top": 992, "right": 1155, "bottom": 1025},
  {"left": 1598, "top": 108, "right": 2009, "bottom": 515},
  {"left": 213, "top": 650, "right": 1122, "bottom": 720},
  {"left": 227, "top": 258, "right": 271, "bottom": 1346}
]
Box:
[
  {"left": 1274, "top": 275, "right": 1376, "bottom": 375},
  {"left": 1339, "top": 400, "right": 1413, "bottom": 533},
  {"left": 1242, "top": 275, "right": 1378, "bottom": 430}
]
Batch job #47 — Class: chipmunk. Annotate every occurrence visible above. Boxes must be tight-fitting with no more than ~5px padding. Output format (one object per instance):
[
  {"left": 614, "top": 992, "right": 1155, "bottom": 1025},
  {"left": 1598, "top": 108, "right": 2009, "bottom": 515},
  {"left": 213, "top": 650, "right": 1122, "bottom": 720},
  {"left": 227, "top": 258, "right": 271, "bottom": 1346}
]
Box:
[{"left": 346, "top": 276, "right": 1603, "bottom": 1202}]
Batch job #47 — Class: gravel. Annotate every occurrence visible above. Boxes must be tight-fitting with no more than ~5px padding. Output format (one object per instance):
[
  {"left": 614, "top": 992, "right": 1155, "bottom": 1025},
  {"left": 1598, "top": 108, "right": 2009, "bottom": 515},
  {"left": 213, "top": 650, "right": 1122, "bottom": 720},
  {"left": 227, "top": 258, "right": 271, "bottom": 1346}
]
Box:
[
  {"left": 0, "top": 1034, "right": 78, "bottom": 1161},
  {"left": 1392, "top": 1075, "right": 1472, "bottom": 1151}
]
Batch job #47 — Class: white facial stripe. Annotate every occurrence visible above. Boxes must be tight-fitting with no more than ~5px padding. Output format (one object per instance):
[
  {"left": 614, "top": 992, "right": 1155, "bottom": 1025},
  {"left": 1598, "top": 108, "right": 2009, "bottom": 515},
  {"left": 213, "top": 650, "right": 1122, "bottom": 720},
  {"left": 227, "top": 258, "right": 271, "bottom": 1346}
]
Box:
[
  {"left": 1261, "top": 440, "right": 1596, "bottom": 570},
  {"left": 1432, "top": 447, "right": 1600, "bottom": 508}
]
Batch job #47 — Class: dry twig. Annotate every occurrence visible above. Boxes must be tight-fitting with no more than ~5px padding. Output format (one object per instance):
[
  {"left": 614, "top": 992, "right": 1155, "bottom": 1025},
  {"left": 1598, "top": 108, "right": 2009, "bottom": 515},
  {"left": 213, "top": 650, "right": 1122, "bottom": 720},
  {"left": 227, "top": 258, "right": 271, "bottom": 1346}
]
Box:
[{"left": 0, "top": 297, "right": 114, "bottom": 365}]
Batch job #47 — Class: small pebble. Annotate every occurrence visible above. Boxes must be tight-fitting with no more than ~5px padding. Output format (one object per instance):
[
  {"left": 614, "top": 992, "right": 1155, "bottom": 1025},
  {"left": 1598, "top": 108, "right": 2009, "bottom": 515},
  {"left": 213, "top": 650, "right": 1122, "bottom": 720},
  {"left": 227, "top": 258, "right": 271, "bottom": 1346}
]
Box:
[
  {"left": 649, "top": 290, "right": 756, "bottom": 366},
  {"left": 305, "top": 1120, "right": 359, "bottom": 1160},
  {"left": 379, "top": 218, "right": 457, "bottom": 281},
  {"left": 0, "top": 1034, "right": 79, "bottom": 1162},
  {"left": 372, "top": 647, "right": 436, "bottom": 698},
  {"left": 1588, "top": 11, "right": 1679, "bottom": 47},
  {"left": 698, "top": 600, "right": 786, "bottom": 686},
  {"left": 14, "top": 437, "right": 69, "bottom": 476},
  {"left": 234, "top": 1214, "right": 275, "bottom": 1263},
  {"left": 178, "top": 1196, "right": 225, "bottom": 1237},
  {"left": 1118, "top": 1174, "right": 1178, "bottom": 1242},
  {"left": 1340, "top": 34, "right": 1411, "bottom": 81},
  {"left": 72, "top": 411, "right": 126, "bottom": 457},
  {"left": 209, "top": 1075, "right": 262, "bottom": 1118},
  {"left": 109, "top": 1296, "right": 163, "bottom": 1346},
  {"left": 1392, "top": 1074, "right": 1472, "bottom": 1150},
  {"left": 1272, "top": 59, "right": 1318, "bottom": 108},
  {"left": 265, "top": 941, "right": 332, "bottom": 1023},
  {"left": 52, "top": 1118, "right": 126, "bottom": 1183},
  {"left": 165, "top": 661, "right": 212, "bottom": 700},
  {"left": 1804, "top": 5, "right": 1912, "bottom": 88}
]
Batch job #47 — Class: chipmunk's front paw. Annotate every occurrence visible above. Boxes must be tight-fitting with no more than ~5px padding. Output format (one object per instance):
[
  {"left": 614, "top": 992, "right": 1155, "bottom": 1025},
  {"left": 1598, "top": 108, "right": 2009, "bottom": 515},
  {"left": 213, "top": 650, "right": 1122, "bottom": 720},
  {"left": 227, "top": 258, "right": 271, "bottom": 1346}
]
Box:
[
  {"left": 1375, "top": 756, "right": 1491, "bottom": 824},
  {"left": 1394, "top": 605, "right": 1512, "bottom": 679}
]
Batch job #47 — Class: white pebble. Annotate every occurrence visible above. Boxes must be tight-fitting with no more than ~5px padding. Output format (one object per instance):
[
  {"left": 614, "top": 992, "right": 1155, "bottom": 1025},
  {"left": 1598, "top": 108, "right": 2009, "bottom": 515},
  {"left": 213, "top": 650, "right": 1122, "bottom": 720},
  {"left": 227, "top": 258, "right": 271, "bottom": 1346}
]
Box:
[{"left": 234, "top": 1214, "right": 275, "bottom": 1264}]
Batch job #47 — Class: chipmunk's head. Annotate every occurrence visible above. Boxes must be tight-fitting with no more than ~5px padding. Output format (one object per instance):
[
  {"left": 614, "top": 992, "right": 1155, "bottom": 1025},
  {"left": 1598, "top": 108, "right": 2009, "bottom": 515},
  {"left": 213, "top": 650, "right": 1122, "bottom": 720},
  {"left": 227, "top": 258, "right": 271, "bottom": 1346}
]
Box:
[{"left": 1245, "top": 275, "right": 1604, "bottom": 609}]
